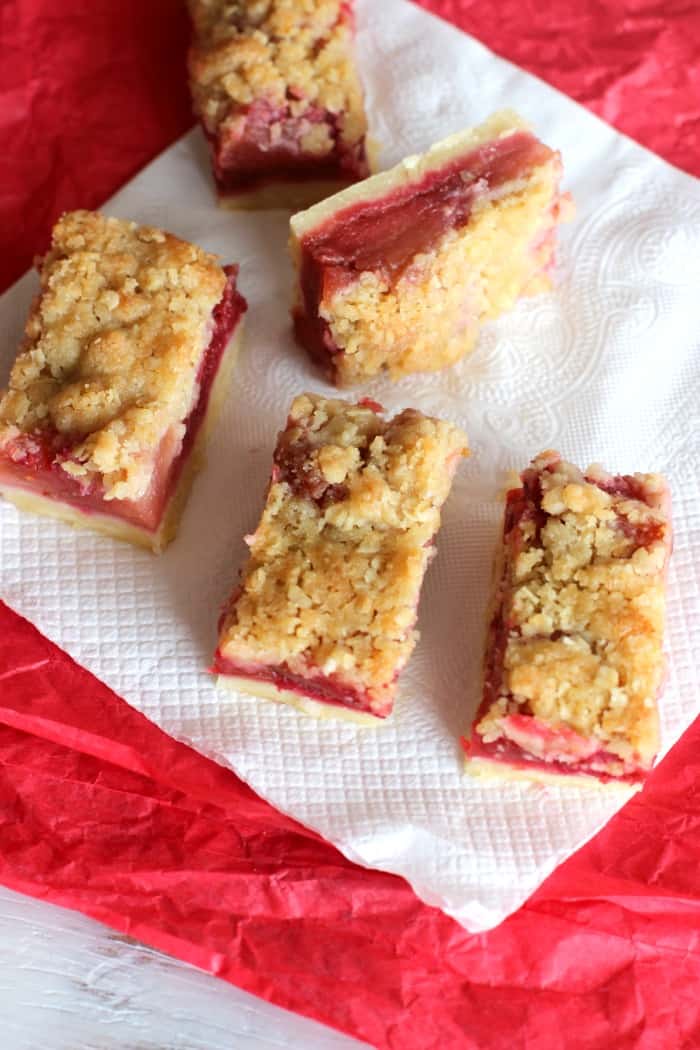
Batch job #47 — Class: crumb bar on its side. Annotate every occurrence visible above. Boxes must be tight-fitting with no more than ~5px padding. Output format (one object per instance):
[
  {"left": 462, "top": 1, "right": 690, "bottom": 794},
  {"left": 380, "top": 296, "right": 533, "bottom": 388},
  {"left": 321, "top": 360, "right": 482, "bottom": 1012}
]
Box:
[
  {"left": 214, "top": 393, "right": 468, "bottom": 719},
  {"left": 290, "top": 110, "right": 573, "bottom": 385},
  {"left": 187, "top": 0, "right": 370, "bottom": 208},
  {"left": 0, "top": 210, "right": 247, "bottom": 551},
  {"left": 464, "top": 450, "right": 672, "bottom": 786}
]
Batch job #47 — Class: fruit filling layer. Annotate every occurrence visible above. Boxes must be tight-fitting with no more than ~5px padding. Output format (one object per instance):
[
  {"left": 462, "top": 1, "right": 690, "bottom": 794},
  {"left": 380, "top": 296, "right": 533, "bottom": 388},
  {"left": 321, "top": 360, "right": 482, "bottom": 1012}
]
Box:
[
  {"left": 464, "top": 719, "right": 648, "bottom": 785},
  {"left": 215, "top": 394, "right": 468, "bottom": 718},
  {"left": 298, "top": 131, "right": 551, "bottom": 283},
  {"left": 209, "top": 98, "right": 369, "bottom": 196},
  {"left": 291, "top": 122, "right": 570, "bottom": 383},
  {"left": 212, "top": 652, "right": 383, "bottom": 716},
  {"left": 465, "top": 451, "right": 672, "bottom": 784},
  {"left": 0, "top": 265, "right": 245, "bottom": 534},
  {"left": 188, "top": 0, "right": 369, "bottom": 199}
]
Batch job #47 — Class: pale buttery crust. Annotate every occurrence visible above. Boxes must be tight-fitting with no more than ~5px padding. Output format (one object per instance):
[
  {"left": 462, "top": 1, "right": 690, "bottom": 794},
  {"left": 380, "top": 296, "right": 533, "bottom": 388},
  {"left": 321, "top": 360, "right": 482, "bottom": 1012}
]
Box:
[
  {"left": 187, "top": 0, "right": 368, "bottom": 199},
  {"left": 216, "top": 674, "right": 382, "bottom": 725},
  {"left": 470, "top": 450, "right": 671, "bottom": 777},
  {"left": 0, "top": 210, "right": 227, "bottom": 502},
  {"left": 290, "top": 111, "right": 574, "bottom": 383},
  {"left": 464, "top": 756, "right": 642, "bottom": 795},
  {"left": 0, "top": 324, "right": 244, "bottom": 553},
  {"left": 290, "top": 111, "right": 531, "bottom": 241},
  {"left": 218, "top": 394, "right": 468, "bottom": 713}
]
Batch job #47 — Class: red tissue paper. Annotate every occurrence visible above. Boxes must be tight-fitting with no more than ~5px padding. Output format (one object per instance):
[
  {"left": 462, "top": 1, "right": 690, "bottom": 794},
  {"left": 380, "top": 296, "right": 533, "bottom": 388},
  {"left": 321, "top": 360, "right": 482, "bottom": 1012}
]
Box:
[
  {"left": 416, "top": 0, "right": 700, "bottom": 185},
  {"left": 4, "top": 600, "right": 700, "bottom": 1049},
  {"left": 2, "top": 1, "right": 700, "bottom": 1047}
]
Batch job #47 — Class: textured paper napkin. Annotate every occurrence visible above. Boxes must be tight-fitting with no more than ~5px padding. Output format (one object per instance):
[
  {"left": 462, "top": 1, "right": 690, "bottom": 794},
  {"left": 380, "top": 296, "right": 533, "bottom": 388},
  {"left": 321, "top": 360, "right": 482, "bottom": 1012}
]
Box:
[{"left": 2, "top": 0, "right": 700, "bottom": 931}]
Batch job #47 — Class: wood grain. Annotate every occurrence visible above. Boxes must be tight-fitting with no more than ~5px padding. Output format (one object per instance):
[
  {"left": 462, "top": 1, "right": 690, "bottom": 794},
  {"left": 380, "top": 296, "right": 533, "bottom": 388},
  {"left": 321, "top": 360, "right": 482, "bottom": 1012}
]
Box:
[{"left": 0, "top": 888, "right": 367, "bottom": 1050}]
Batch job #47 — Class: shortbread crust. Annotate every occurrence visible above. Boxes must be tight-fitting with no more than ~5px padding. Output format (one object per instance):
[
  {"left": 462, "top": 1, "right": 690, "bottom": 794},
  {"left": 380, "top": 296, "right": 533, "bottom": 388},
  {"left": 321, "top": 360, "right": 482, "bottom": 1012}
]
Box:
[{"left": 216, "top": 674, "right": 382, "bottom": 725}]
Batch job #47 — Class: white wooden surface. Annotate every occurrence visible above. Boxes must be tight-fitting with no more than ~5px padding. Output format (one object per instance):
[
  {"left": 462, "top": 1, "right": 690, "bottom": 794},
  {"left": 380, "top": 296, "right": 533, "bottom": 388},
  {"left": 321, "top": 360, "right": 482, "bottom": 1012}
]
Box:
[{"left": 0, "top": 887, "right": 369, "bottom": 1050}]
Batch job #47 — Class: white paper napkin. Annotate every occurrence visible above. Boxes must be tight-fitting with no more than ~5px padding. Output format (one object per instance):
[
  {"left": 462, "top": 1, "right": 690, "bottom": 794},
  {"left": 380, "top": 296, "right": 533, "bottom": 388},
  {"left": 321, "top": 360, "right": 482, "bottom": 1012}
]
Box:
[{"left": 2, "top": 0, "right": 700, "bottom": 932}]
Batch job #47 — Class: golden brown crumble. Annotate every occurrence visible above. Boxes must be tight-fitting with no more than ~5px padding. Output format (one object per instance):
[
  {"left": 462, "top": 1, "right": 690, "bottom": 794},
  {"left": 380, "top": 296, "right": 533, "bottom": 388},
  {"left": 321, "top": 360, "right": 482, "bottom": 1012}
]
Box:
[
  {"left": 477, "top": 451, "right": 671, "bottom": 765},
  {"left": 321, "top": 162, "right": 565, "bottom": 383},
  {"left": 291, "top": 111, "right": 574, "bottom": 384},
  {"left": 187, "top": 0, "right": 367, "bottom": 157},
  {"left": 0, "top": 210, "right": 227, "bottom": 501},
  {"left": 218, "top": 394, "right": 468, "bottom": 710}
]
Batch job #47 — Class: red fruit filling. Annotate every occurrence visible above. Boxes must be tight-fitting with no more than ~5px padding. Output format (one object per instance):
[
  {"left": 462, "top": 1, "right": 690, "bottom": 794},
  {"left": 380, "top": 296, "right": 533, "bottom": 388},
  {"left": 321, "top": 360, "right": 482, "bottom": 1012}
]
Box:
[
  {"left": 0, "top": 268, "right": 246, "bottom": 534},
  {"left": 209, "top": 97, "right": 369, "bottom": 197},
  {"left": 293, "top": 131, "right": 553, "bottom": 371},
  {"left": 212, "top": 651, "right": 390, "bottom": 718},
  {"left": 465, "top": 460, "right": 663, "bottom": 785},
  {"left": 462, "top": 729, "right": 646, "bottom": 785}
]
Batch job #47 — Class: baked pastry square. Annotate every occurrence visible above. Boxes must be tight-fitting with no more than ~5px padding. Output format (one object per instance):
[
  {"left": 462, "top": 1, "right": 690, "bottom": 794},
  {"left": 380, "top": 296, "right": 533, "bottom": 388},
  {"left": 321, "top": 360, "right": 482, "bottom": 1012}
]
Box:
[
  {"left": 214, "top": 394, "right": 468, "bottom": 721},
  {"left": 0, "top": 210, "right": 247, "bottom": 552},
  {"left": 464, "top": 451, "right": 672, "bottom": 787},
  {"left": 290, "top": 110, "right": 573, "bottom": 385},
  {"left": 187, "top": 0, "right": 371, "bottom": 209}
]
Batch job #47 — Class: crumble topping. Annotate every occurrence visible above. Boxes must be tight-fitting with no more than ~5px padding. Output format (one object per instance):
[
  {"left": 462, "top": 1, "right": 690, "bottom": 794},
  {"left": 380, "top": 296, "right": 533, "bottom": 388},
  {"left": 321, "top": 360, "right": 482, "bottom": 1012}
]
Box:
[
  {"left": 318, "top": 162, "right": 563, "bottom": 383},
  {"left": 219, "top": 394, "right": 468, "bottom": 707},
  {"left": 0, "top": 210, "right": 227, "bottom": 501},
  {"left": 187, "top": 0, "right": 367, "bottom": 157},
  {"left": 477, "top": 451, "right": 671, "bottom": 765}
]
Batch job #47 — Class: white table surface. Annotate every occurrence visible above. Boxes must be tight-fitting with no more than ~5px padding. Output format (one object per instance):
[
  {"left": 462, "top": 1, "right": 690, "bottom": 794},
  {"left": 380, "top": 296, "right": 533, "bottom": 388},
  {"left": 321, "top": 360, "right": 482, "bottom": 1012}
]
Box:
[{"left": 0, "top": 887, "right": 369, "bottom": 1050}]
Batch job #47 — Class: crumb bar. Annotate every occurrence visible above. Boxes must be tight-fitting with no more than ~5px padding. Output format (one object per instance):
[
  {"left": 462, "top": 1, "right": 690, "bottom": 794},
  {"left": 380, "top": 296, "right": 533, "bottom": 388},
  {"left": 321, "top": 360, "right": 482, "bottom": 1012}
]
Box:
[
  {"left": 187, "top": 0, "right": 371, "bottom": 209},
  {"left": 290, "top": 110, "right": 573, "bottom": 385},
  {"left": 214, "top": 393, "right": 468, "bottom": 720},
  {"left": 464, "top": 451, "right": 672, "bottom": 786},
  {"left": 0, "top": 210, "right": 246, "bottom": 552}
]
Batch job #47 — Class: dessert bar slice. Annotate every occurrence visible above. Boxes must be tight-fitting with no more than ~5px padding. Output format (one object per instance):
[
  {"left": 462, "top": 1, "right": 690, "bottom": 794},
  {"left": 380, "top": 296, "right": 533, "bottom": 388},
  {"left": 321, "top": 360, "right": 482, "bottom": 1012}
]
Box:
[
  {"left": 214, "top": 394, "right": 468, "bottom": 721},
  {"left": 187, "top": 0, "right": 370, "bottom": 209},
  {"left": 0, "top": 210, "right": 247, "bottom": 552},
  {"left": 290, "top": 110, "right": 573, "bottom": 385},
  {"left": 464, "top": 451, "right": 672, "bottom": 787}
]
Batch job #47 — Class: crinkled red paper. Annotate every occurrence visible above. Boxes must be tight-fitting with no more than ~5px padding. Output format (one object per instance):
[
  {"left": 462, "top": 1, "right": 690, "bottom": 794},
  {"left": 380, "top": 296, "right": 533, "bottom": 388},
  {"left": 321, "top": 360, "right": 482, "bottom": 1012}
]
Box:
[
  {"left": 4, "top": 600, "right": 700, "bottom": 1048},
  {"left": 2, "top": 3, "right": 700, "bottom": 1047}
]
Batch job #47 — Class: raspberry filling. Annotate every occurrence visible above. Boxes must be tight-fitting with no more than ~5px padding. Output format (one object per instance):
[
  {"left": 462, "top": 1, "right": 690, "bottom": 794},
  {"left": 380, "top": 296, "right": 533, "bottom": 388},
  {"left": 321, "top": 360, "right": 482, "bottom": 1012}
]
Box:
[
  {"left": 465, "top": 466, "right": 662, "bottom": 785},
  {"left": 462, "top": 729, "right": 646, "bottom": 785},
  {"left": 212, "top": 651, "right": 391, "bottom": 718},
  {"left": 0, "top": 268, "right": 246, "bottom": 534},
  {"left": 293, "top": 131, "right": 553, "bottom": 371},
  {"left": 210, "top": 97, "right": 369, "bottom": 196}
]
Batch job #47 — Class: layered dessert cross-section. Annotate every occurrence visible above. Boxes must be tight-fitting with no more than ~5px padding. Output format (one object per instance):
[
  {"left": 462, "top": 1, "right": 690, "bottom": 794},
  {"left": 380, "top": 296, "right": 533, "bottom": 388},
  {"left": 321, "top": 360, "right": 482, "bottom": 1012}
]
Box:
[
  {"left": 464, "top": 451, "right": 672, "bottom": 788},
  {"left": 0, "top": 210, "right": 247, "bottom": 552},
  {"left": 187, "top": 0, "right": 371, "bottom": 209},
  {"left": 290, "top": 110, "right": 573, "bottom": 385},
  {"left": 214, "top": 393, "right": 468, "bottom": 721}
]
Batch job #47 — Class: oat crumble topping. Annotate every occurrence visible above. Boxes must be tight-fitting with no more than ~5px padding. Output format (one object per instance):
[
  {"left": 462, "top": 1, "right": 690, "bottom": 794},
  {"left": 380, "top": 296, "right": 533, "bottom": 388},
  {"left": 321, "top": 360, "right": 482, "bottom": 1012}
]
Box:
[
  {"left": 219, "top": 394, "right": 468, "bottom": 707},
  {"left": 0, "top": 210, "right": 227, "bottom": 501},
  {"left": 321, "top": 164, "right": 562, "bottom": 383},
  {"left": 477, "top": 451, "right": 671, "bottom": 764},
  {"left": 188, "top": 0, "right": 367, "bottom": 158},
  {"left": 291, "top": 111, "right": 574, "bottom": 384}
]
